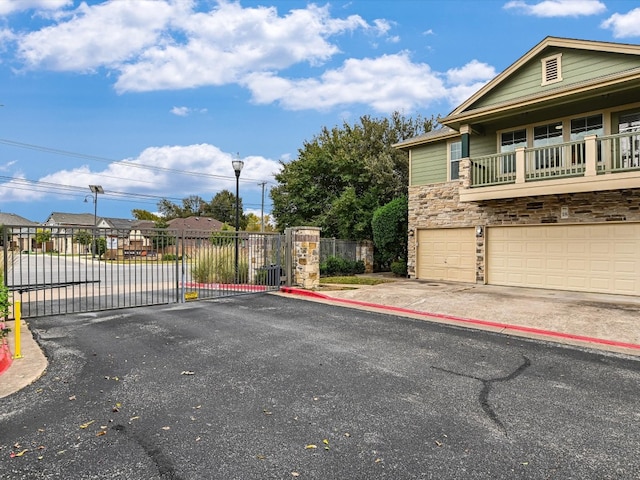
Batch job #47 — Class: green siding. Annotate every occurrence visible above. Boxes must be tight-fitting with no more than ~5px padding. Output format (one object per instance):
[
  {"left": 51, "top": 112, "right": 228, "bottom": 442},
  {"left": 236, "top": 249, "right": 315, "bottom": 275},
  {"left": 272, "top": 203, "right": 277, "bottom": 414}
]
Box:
[
  {"left": 411, "top": 143, "right": 447, "bottom": 186},
  {"left": 470, "top": 48, "right": 640, "bottom": 110},
  {"left": 469, "top": 133, "right": 496, "bottom": 157}
]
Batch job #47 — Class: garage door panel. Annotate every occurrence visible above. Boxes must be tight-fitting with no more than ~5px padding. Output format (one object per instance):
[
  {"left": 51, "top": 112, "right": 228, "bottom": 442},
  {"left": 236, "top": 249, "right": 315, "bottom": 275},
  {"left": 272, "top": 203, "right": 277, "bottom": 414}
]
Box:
[
  {"left": 417, "top": 228, "right": 475, "bottom": 283},
  {"left": 487, "top": 223, "right": 640, "bottom": 296}
]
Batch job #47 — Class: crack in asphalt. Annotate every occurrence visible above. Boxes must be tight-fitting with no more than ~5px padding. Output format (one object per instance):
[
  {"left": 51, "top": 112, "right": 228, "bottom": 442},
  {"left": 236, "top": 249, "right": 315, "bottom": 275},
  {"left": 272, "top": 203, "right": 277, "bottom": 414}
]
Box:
[
  {"left": 431, "top": 355, "right": 531, "bottom": 435},
  {"left": 112, "top": 424, "right": 183, "bottom": 480}
]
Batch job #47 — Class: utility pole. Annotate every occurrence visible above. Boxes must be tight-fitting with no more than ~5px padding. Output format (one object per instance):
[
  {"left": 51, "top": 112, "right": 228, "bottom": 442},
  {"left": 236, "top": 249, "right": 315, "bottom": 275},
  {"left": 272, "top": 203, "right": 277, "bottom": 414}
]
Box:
[{"left": 258, "top": 182, "right": 267, "bottom": 232}]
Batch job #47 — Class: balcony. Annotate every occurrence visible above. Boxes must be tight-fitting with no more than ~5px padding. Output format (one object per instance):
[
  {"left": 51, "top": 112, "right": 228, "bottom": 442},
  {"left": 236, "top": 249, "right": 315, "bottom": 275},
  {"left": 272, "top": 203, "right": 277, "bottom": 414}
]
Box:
[{"left": 460, "top": 132, "right": 640, "bottom": 202}]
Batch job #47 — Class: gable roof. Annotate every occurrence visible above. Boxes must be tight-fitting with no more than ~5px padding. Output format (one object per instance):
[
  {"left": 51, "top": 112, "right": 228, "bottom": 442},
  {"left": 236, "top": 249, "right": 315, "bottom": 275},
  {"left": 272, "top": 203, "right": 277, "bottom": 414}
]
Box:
[
  {"left": 44, "top": 212, "right": 97, "bottom": 226},
  {"left": 100, "top": 217, "right": 139, "bottom": 230},
  {"left": 0, "top": 212, "right": 38, "bottom": 226},
  {"left": 441, "top": 36, "right": 640, "bottom": 129},
  {"left": 393, "top": 126, "right": 459, "bottom": 149},
  {"left": 168, "top": 216, "right": 224, "bottom": 232}
]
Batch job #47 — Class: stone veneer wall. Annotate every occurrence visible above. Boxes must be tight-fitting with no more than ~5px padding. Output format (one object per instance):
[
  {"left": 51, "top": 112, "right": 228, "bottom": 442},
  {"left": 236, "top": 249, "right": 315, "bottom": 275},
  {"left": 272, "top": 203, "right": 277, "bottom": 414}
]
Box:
[
  {"left": 291, "top": 227, "right": 321, "bottom": 289},
  {"left": 408, "top": 179, "right": 640, "bottom": 282}
]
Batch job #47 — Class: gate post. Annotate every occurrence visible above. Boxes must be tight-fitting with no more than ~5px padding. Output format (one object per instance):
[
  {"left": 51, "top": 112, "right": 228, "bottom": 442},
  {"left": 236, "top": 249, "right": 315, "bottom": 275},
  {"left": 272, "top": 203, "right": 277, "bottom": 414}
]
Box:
[{"left": 285, "top": 227, "right": 320, "bottom": 289}]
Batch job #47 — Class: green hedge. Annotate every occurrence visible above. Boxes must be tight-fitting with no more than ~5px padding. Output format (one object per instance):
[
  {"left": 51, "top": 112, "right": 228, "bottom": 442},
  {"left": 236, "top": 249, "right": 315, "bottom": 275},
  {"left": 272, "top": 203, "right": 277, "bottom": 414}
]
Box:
[{"left": 320, "top": 256, "right": 365, "bottom": 276}]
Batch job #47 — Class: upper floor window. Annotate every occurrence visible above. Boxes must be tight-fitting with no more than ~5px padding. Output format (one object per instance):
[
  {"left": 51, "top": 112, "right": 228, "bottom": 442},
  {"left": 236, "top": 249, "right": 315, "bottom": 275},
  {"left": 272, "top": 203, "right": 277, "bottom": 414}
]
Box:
[
  {"left": 534, "top": 121, "right": 563, "bottom": 169},
  {"left": 449, "top": 140, "right": 462, "bottom": 180},
  {"left": 541, "top": 53, "right": 562, "bottom": 86},
  {"left": 500, "top": 129, "right": 526, "bottom": 173},
  {"left": 570, "top": 114, "right": 603, "bottom": 164}
]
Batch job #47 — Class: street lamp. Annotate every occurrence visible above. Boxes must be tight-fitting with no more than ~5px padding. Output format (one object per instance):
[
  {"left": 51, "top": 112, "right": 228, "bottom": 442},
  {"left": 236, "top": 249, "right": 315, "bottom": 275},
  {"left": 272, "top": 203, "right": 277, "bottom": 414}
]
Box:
[
  {"left": 232, "top": 157, "right": 244, "bottom": 283},
  {"left": 87, "top": 185, "right": 103, "bottom": 256}
]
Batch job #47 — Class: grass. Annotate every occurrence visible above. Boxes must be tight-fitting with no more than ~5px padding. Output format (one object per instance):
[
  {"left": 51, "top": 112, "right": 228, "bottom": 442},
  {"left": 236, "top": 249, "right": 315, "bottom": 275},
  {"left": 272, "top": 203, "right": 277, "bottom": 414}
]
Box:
[{"left": 320, "top": 276, "right": 396, "bottom": 286}]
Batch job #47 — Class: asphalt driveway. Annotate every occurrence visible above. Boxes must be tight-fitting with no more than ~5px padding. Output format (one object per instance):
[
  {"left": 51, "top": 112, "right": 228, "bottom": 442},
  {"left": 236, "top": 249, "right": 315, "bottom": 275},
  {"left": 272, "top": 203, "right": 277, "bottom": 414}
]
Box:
[{"left": 1, "top": 294, "right": 639, "bottom": 479}]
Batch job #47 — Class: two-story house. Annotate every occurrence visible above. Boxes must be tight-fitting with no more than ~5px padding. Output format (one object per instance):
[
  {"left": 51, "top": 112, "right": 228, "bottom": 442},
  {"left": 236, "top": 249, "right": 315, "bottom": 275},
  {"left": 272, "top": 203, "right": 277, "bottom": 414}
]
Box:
[{"left": 395, "top": 37, "right": 640, "bottom": 296}]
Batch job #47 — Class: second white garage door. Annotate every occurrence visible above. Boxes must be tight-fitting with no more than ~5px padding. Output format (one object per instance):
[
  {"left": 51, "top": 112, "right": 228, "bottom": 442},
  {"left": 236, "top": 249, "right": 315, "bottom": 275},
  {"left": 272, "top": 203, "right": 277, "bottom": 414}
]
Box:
[
  {"left": 417, "top": 228, "right": 476, "bottom": 282},
  {"left": 487, "top": 223, "right": 640, "bottom": 296}
]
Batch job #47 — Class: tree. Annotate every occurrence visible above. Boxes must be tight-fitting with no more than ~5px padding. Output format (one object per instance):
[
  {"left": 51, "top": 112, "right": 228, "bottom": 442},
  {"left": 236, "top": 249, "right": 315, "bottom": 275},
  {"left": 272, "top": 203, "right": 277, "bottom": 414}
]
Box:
[
  {"left": 271, "top": 112, "right": 434, "bottom": 240},
  {"left": 132, "top": 209, "right": 160, "bottom": 221},
  {"left": 73, "top": 230, "right": 93, "bottom": 253},
  {"left": 35, "top": 228, "right": 51, "bottom": 250},
  {"left": 152, "top": 218, "right": 176, "bottom": 250},
  {"left": 208, "top": 190, "right": 247, "bottom": 229},
  {"left": 372, "top": 196, "right": 408, "bottom": 269}
]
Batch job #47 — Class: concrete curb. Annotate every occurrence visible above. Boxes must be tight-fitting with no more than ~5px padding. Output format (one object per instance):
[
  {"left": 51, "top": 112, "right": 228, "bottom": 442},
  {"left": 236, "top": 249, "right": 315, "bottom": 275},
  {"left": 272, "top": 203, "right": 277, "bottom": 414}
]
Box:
[{"left": 279, "top": 287, "right": 640, "bottom": 354}]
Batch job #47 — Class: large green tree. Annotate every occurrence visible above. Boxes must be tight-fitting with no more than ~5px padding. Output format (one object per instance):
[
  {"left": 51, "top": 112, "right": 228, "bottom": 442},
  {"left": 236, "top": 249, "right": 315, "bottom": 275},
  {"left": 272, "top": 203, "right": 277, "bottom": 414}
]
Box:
[
  {"left": 270, "top": 112, "right": 434, "bottom": 240},
  {"left": 208, "top": 190, "right": 247, "bottom": 229}
]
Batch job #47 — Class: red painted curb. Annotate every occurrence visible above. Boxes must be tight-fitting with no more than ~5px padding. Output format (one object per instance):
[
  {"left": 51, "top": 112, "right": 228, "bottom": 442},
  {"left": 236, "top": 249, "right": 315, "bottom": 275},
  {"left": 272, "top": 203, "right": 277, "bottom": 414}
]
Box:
[{"left": 279, "top": 287, "right": 640, "bottom": 352}]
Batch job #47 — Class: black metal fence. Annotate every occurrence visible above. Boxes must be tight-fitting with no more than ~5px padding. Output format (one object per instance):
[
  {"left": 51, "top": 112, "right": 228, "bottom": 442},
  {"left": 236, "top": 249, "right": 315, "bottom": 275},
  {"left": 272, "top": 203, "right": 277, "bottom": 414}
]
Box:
[
  {"left": 2, "top": 225, "right": 283, "bottom": 319},
  {"left": 320, "top": 237, "right": 358, "bottom": 263}
]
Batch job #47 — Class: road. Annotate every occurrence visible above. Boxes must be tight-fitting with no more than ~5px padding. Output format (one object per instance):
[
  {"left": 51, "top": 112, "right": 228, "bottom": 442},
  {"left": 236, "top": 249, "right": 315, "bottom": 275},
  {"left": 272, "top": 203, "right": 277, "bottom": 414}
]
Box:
[{"left": 1, "top": 294, "right": 638, "bottom": 479}]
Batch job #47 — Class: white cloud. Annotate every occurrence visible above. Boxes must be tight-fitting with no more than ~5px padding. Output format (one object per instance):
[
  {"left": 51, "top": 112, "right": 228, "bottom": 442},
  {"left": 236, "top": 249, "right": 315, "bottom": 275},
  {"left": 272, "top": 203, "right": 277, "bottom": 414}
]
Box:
[
  {"left": 36, "top": 144, "right": 281, "bottom": 200},
  {"left": 504, "top": 0, "right": 606, "bottom": 17},
  {"left": 601, "top": 8, "right": 640, "bottom": 38},
  {"left": 0, "top": 0, "right": 72, "bottom": 16},
  {"left": 171, "top": 106, "right": 190, "bottom": 116},
  {"left": 16, "top": 0, "right": 184, "bottom": 71},
  {"left": 0, "top": 143, "right": 281, "bottom": 204},
  {"left": 114, "top": 2, "right": 374, "bottom": 93},
  {"left": 244, "top": 53, "right": 493, "bottom": 113}
]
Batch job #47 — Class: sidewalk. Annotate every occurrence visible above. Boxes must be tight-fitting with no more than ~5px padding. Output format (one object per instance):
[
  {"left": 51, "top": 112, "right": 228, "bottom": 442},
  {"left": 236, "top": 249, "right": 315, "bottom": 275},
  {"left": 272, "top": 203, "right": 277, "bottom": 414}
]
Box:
[
  {"left": 0, "top": 319, "right": 48, "bottom": 399},
  {"left": 279, "top": 277, "right": 640, "bottom": 357}
]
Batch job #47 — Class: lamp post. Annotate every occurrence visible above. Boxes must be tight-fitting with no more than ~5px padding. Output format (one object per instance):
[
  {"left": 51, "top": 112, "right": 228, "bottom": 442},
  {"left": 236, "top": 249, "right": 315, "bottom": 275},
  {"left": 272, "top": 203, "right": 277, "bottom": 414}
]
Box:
[
  {"left": 232, "top": 157, "right": 244, "bottom": 284},
  {"left": 88, "top": 185, "right": 104, "bottom": 256}
]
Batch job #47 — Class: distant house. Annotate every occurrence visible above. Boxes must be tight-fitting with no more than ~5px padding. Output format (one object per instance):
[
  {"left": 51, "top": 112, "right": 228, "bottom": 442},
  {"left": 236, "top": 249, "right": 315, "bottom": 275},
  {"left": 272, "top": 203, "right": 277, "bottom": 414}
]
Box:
[
  {"left": 0, "top": 212, "right": 39, "bottom": 251},
  {"left": 395, "top": 37, "right": 640, "bottom": 296},
  {"left": 165, "top": 216, "right": 225, "bottom": 256}
]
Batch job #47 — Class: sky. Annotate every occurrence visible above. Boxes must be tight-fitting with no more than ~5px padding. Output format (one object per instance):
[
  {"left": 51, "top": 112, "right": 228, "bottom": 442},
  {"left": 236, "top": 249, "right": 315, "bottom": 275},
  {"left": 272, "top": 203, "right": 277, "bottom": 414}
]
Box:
[{"left": 1, "top": 0, "right": 639, "bottom": 224}]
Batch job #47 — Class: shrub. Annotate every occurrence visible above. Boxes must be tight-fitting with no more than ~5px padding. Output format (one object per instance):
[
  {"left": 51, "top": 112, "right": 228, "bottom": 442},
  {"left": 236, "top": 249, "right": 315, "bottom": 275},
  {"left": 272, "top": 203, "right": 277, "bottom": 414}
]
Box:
[
  {"left": 391, "top": 260, "right": 407, "bottom": 277},
  {"left": 163, "top": 254, "right": 177, "bottom": 261},
  {"left": 0, "top": 284, "right": 10, "bottom": 320},
  {"left": 372, "top": 196, "right": 408, "bottom": 270},
  {"left": 320, "top": 256, "right": 365, "bottom": 276}
]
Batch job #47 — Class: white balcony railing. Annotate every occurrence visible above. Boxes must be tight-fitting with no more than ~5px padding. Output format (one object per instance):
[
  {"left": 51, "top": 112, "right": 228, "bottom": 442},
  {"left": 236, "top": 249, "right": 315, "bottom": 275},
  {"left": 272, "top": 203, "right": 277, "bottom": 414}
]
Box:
[{"left": 469, "top": 132, "right": 640, "bottom": 187}]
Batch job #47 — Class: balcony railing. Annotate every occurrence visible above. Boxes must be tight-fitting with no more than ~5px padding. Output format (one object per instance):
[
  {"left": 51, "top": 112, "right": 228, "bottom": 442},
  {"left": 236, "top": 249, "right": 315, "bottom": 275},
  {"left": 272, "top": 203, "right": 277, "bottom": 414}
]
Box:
[{"left": 469, "top": 132, "right": 640, "bottom": 188}]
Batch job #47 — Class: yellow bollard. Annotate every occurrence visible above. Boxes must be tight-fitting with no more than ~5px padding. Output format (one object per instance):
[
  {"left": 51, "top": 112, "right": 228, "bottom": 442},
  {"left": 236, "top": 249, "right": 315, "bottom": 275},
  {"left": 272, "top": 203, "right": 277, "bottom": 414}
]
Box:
[{"left": 13, "top": 300, "right": 22, "bottom": 359}]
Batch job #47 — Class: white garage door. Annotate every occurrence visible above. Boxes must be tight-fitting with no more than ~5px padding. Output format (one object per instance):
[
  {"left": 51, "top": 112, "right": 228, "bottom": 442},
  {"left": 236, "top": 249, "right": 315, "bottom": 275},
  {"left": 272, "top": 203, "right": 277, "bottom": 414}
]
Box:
[
  {"left": 417, "top": 228, "right": 476, "bottom": 282},
  {"left": 487, "top": 223, "right": 640, "bottom": 295}
]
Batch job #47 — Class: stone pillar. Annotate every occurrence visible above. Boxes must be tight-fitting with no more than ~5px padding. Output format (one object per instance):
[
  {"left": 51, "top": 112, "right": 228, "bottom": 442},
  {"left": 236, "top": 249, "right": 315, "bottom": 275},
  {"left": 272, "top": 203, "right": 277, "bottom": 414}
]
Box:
[
  {"left": 357, "top": 240, "right": 374, "bottom": 273},
  {"left": 290, "top": 227, "right": 320, "bottom": 289}
]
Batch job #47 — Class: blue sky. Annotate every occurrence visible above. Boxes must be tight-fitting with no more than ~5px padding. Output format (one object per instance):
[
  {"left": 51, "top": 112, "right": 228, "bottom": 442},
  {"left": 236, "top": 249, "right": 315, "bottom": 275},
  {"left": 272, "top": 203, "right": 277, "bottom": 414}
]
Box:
[{"left": 1, "top": 0, "right": 639, "bottom": 223}]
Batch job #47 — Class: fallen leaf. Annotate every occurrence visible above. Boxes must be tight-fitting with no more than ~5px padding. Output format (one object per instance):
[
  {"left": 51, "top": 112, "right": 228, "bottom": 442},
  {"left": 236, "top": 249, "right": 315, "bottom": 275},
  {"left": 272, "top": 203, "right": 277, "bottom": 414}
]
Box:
[
  {"left": 322, "top": 439, "right": 329, "bottom": 445},
  {"left": 181, "top": 371, "right": 195, "bottom": 375},
  {"left": 374, "top": 458, "right": 382, "bottom": 463},
  {"left": 344, "top": 432, "right": 350, "bottom": 438},
  {"left": 263, "top": 409, "right": 272, "bottom": 415},
  {"left": 68, "top": 395, "right": 76, "bottom": 401},
  {"left": 291, "top": 473, "right": 300, "bottom": 477},
  {"left": 435, "top": 440, "right": 442, "bottom": 447},
  {"left": 96, "top": 431, "right": 107, "bottom": 437},
  {"left": 161, "top": 426, "right": 170, "bottom": 431},
  {"left": 304, "top": 444, "right": 317, "bottom": 450},
  {"left": 129, "top": 416, "right": 140, "bottom": 422},
  {"left": 521, "top": 462, "right": 529, "bottom": 466},
  {"left": 11, "top": 449, "right": 29, "bottom": 458},
  {"left": 79, "top": 420, "right": 95, "bottom": 429},
  {"left": 256, "top": 454, "right": 266, "bottom": 460},
  {"left": 195, "top": 437, "right": 201, "bottom": 442}
]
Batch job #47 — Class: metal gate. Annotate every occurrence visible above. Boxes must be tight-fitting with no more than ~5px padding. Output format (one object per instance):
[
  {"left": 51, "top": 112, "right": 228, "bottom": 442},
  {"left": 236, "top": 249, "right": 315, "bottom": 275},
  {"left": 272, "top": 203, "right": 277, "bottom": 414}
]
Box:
[{"left": 2, "top": 225, "right": 284, "bottom": 319}]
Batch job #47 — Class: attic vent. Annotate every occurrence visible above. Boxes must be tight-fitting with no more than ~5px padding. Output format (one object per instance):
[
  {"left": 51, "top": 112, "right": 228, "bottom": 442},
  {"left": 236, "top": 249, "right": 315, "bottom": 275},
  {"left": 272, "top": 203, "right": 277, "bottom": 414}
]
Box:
[{"left": 541, "top": 53, "right": 562, "bottom": 86}]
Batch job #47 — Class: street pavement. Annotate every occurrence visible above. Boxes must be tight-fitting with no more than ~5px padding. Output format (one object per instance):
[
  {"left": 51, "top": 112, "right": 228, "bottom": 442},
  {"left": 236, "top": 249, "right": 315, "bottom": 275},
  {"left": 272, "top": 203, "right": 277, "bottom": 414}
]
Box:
[{"left": 0, "top": 294, "right": 639, "bottom": 479}]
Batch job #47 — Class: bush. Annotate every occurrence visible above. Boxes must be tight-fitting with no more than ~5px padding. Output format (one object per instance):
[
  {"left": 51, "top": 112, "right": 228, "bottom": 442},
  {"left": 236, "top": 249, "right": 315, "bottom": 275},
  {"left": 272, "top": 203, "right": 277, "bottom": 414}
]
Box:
[
  {"left": 320, "top": 256, "right": 365, "bottom": 276},
  {"left": 390, "top": 260, "right": 407, "bottom": 277},
  {"left": 372, "top": 196, "right": 408, "bottom": 270},
  {"left": 163, "top": 254, "right": 177, "bottom": 261},
  {"left": 0, "top": 284, "right": 10, "bottom": 319}
]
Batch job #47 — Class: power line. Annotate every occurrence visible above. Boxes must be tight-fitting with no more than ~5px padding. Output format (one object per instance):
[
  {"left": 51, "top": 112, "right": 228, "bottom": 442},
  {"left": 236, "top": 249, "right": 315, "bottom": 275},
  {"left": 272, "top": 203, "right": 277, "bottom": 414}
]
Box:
[{"left": 0, "top": 137, "right": 277, "bottom": 185}]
